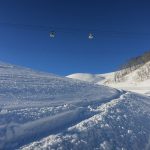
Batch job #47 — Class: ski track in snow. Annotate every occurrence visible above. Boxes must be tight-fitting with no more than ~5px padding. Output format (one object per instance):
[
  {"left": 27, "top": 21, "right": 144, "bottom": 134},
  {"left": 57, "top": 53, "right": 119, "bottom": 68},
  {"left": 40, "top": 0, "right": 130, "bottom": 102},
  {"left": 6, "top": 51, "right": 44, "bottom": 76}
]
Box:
[
  {"left": 0, "top": 90, "right": 122, "bottom": 150},
  {"left": 21, "top": 92, "right": 150, "bottom": 150}
]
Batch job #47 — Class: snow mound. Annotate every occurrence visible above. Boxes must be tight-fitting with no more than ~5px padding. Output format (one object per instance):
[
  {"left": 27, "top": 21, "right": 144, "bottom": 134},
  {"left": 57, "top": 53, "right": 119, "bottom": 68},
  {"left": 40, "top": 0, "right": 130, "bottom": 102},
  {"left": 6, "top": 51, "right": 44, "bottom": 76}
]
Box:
[{"left": 67, "top": 73, "right": 105, "bottom": 83}]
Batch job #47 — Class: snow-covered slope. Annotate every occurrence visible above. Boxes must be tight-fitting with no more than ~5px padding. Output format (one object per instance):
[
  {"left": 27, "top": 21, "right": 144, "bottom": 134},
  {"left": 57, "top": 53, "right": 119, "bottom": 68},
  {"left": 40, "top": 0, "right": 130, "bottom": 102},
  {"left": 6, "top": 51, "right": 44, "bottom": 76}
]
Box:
[
  {"left": 67, "top": 62, "right": 150, "bottom": 95},
  {"left": 67, "top": 72, "right": 114, "bottom": 85},
  {"left": 0, "top": 61, "right": 150, "bottom": 150},
  {"left": 21, "top": 92, "right": 150, "bottom": 150},
  {"left": 0, "top": 62, "right": 116, "bottom": 102},
  {"left": 0, "top": 62, "right": 118, "bottom": 149},
  {"left": 67, "top": 73, "right": 105, "bottom": 83}
]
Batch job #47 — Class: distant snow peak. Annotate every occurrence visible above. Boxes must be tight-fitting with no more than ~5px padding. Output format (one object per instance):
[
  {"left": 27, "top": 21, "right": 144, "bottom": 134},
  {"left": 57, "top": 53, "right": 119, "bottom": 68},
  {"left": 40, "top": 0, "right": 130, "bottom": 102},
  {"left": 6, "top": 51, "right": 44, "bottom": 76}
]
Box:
[{"left": 67, "top": 61, "right": 150, "bottom": 95}]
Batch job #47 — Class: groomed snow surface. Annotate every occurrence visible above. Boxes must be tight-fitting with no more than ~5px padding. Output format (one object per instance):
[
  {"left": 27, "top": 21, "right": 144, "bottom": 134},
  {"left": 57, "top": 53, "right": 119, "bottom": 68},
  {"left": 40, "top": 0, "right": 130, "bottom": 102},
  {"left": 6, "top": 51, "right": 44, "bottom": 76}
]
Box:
[{"left": 0, "top": 62, "right": 150, "bottom": 150}]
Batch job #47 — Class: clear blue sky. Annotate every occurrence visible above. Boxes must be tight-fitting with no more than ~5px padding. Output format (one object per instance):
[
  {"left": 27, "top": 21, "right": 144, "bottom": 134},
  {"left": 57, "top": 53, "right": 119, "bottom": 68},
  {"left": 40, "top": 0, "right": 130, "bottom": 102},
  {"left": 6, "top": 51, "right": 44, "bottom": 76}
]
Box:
[{"left": 0, "top": 0, "right": 150, "bottom": 76}]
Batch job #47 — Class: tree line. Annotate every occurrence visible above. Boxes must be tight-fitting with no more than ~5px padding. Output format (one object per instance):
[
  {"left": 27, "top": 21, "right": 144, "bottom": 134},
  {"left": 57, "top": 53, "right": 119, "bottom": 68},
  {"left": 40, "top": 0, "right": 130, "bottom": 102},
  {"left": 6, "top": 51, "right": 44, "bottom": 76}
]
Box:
[{"left": 114, "top": 51, "right": 150, "bottom": 82}]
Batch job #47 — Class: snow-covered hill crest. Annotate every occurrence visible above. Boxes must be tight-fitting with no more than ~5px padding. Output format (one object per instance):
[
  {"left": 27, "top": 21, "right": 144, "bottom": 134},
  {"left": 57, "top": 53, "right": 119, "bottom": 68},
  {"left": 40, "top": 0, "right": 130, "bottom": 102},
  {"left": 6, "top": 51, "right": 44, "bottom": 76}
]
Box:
[
  {"left": 67, "top": 61, "right": 150, "bottom": 95},
  {"left": 0, "top": 61, "right": 117, "bottom": 102}
]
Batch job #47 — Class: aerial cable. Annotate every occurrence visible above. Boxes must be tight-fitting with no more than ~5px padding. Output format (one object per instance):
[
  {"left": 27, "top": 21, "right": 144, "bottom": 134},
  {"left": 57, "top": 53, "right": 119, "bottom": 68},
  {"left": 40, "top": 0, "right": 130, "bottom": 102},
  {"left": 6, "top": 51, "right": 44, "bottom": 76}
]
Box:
[{"left": 1, "top": 22, "right": 150, "bottom": 39}]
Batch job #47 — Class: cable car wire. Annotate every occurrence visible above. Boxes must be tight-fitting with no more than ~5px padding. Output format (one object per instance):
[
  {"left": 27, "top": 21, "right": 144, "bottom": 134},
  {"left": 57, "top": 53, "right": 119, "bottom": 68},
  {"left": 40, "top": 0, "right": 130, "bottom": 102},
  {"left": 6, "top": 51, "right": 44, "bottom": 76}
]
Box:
[{"left": 1, "top": 22, "right": 150, "bottom": 39}]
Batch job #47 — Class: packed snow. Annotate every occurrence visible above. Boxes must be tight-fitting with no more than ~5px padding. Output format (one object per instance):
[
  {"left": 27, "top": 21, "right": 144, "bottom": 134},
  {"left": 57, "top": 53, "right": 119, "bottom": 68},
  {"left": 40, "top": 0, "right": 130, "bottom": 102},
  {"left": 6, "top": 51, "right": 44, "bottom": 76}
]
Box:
[
  {"left": 0, "top": 62, "right": 150, "bottom": 150},
  {"left": 21, "top": 92, "right": 150, "bottom": 150}
]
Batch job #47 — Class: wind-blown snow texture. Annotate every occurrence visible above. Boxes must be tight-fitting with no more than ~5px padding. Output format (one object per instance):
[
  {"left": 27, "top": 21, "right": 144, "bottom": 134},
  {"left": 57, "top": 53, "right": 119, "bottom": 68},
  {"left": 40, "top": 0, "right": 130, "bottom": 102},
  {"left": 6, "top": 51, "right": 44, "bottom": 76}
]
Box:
[{"left": 0, "top": 62, "right": 150, "bottom": 150}]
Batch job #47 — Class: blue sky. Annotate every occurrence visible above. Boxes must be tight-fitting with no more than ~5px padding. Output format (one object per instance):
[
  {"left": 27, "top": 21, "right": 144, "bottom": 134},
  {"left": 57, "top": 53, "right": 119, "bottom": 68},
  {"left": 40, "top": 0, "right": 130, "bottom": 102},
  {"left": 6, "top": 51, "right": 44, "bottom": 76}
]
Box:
[{"left": 0, "top": 0, "right": 150, "bottom": 75}]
